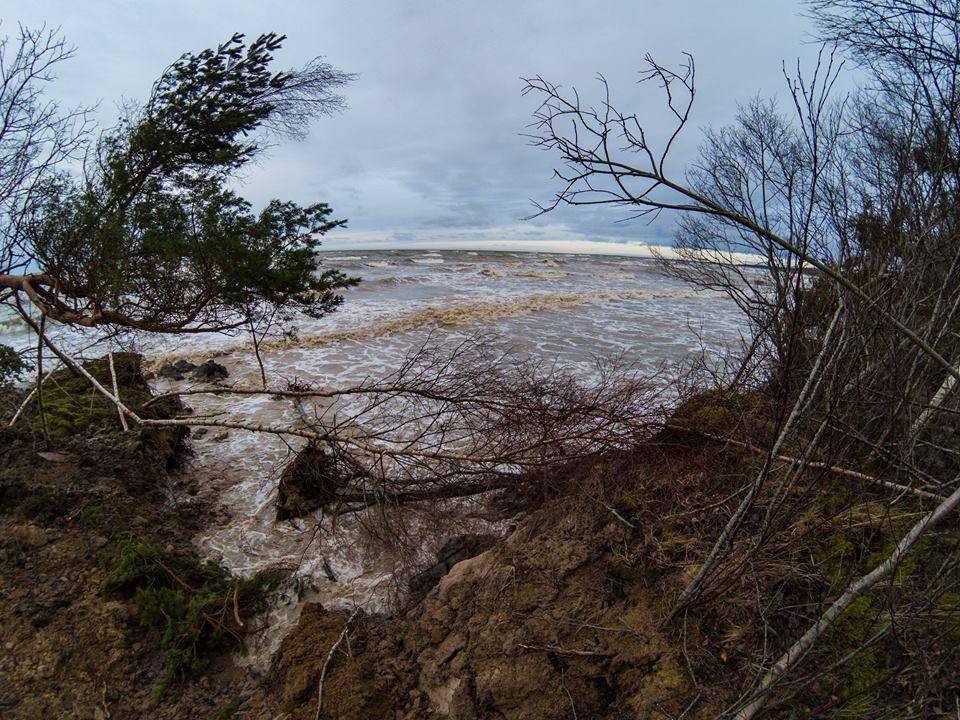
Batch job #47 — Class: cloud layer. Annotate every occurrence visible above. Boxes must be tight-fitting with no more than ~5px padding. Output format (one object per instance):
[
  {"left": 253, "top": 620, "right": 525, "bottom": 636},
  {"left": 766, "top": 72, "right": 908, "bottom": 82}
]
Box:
[{"left": 12, "top": 1, "right": 820, "bottom": 245}]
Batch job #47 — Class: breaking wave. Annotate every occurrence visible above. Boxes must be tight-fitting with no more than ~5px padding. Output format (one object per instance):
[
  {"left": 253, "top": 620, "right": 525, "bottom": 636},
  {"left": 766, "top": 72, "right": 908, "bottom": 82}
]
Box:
[{"left": 149, "top": 288, "right": 720, "bottom": 368}]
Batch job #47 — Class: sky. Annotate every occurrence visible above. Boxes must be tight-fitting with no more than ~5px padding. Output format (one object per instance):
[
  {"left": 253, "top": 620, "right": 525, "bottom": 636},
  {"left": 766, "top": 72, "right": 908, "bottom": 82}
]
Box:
[{"left": 4, "top": 1, "right": 828, "bottom": 251}]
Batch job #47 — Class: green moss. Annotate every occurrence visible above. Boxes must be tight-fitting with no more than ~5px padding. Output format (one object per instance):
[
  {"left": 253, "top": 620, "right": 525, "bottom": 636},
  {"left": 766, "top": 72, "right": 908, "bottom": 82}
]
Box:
[
  {"left": 654, "top": 663, "right": 684, "bottom": 691},
  {"left": 668, "top": 388, "right": 767, "bottom": 438},
  {"left": 607, "top": 558, "right": 635, "bottom": 582},
  {"left": 830, "top": 595, "right": 885, "bottom": 717},
  {"left": 217, "top": 698, "right": 243, "bottom": 719},
  {"left": 814, "top": 533, "right": 856, "bottom": 586},
  {"left": 865, "top": 524, "right": 938, "bottom": 582},
  {"left": 938, "top": 591, "right": 960, "bottom": 647},
  {"left": 105, "top": 540, "right": 283, "bottom": 698},
  {"left": 77, "top": 504, "right": 103, "bottom": 528},
  {"left": 31, "top": 353, "right": 177, "bottom": 438},
  {"left": 689, "top": 405, "right": 732, "bottom": 434},
  {"left": 618, "top": 493, "right": 640, "bottom": 512}
]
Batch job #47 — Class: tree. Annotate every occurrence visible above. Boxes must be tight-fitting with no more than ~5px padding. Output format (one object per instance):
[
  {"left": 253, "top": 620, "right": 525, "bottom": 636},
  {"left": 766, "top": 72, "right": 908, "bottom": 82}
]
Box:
[
  {"left": 0, "top": 28, "right": 357, "bottom": 344},
  {"left": 524, "top": 1, "right": 960, "bottom": 716}
]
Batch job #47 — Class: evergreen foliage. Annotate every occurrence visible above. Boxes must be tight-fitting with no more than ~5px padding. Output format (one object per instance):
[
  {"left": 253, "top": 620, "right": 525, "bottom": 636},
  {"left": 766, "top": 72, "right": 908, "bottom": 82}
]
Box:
[
  {"left": 105, "top": 540, "right": 283, "bottom": 697},
  {"left": 0, "top": 29, "right": 357, "bottom": 335}
]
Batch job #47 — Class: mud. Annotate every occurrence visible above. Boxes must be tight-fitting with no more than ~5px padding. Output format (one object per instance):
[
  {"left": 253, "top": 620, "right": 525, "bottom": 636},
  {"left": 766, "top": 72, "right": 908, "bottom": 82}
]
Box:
[{"left": 247, "top": 489, "right": 694, "bottom": 720}]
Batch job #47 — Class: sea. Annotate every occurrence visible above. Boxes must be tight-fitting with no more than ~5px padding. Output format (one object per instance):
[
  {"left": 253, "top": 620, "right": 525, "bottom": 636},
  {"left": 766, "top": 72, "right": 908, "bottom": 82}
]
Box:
[{"left": 1, "top": 245, "right": 748, "bottom": 662}]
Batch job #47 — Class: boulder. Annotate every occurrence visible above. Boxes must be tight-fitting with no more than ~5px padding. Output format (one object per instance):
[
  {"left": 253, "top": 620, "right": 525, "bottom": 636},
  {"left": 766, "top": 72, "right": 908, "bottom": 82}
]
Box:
[
  {"left": 190, "top": 360, "right": 228, "bottom": 382},
  {"left": 155, "top": 359, "right": 197, "bottom": 380},
  {"left": 408, "top": 533, "right": 497, "bottom": 601}
]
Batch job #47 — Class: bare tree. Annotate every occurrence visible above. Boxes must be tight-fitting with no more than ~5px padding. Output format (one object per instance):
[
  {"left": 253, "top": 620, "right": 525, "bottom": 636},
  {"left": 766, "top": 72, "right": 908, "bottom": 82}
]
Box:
[
  {"left": 0, "top": 25, "right": 91, "bottom": 303},
  {"left": 524, "top": 1, "right": 960, "bottom": 715}
]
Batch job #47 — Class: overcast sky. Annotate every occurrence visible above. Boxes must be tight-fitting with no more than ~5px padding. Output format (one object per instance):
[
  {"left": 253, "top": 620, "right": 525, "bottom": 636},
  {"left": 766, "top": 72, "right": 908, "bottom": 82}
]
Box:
[{"left": 6, "top": 1, "right": 828, "bottom": 249}]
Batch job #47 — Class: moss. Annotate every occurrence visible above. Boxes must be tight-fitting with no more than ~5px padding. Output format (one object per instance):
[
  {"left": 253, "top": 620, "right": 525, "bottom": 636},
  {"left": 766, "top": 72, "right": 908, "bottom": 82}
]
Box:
[
  {"left": 670, "top": 390, "right": 735, "bottom": 433},
  {"left": 865, "top": 523, "right": 942, "bottom": 583},
  {"left": 618, "top": 493, "right": 640, "bottom": 512},
  {"left": 668, "top": 388, "right": 769, "bottom": 439},
  {"left": 31, "top": 353, "right": 178, "bottom": 438},
  {"left": 689, "top": 405, "right": 732, "bottom": 434},
  {"left": 77, "top": 504, "right": 103, "bottom": 528},
  {"left": 217, "top": 698, "right": 243, "bottom": 719},
  {"left": 607, "top": 558, "right": 634, "bottom": 582},
  {"left": 829, "top": 595, "right": 885, "bottom": 717},
  {"left": 653, "top": 663, "right": 684, "bottom": 691},
  {"left": 813, "top": 532, "right": 856, "bottom": 586},
  {"left": 105, "top": 540, "right": 283, "bottom": 698},
  {"left": 936, "top": 590, "right": 960, "bottom": 646}
]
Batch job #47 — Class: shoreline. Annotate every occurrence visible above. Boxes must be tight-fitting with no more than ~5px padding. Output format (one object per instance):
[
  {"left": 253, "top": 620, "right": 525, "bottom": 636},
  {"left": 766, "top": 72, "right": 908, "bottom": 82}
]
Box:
[{"left": 315, "top": 238, "right": 767, "bottom": 265}]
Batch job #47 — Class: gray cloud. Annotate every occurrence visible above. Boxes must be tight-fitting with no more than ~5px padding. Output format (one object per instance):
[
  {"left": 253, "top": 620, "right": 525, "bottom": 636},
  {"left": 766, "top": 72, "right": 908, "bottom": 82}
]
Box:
[{"left": 10, "top": 0, "right": 823, "bottom": 246}]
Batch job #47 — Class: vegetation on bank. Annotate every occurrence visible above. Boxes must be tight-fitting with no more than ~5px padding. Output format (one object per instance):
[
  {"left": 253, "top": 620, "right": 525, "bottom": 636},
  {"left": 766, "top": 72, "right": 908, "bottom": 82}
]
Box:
[
  {"left": 522, "top": 0, "right": 960, "bottom": 715},
  {"left": 29, "top": 353, "right": 178, "bottom": 438},
  {"left": 104, "top": 540, "right": 283, "bottom": 698}
]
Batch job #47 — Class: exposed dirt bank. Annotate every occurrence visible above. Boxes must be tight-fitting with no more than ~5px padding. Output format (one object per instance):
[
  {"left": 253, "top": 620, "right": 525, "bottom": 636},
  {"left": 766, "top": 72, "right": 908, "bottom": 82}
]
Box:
[
  {"left": 0, "top": 356, "right": 710, "bottom": 720},
  {"left": 4, "top": 361, "right": 955, "bottom": 719}
]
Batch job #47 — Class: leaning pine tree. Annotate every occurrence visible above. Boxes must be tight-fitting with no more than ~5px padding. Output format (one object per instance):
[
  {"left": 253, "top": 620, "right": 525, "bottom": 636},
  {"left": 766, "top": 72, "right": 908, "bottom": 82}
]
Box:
[{"left": 0, "top": 28, "right": 357, "bottom": 363}]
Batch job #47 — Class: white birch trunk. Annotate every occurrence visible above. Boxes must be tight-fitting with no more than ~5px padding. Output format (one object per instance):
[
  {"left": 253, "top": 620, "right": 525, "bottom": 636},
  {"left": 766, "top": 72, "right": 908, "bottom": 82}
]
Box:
[{"left": 734, "top": 479, "right": 960, "bottom": 720}]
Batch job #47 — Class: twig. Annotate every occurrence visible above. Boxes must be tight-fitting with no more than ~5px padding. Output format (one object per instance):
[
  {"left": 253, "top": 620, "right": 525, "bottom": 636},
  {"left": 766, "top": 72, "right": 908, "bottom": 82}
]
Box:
[
  {"left": 100, "top": 685, "right": 111, "bottom": 719},
  {"left": 36, "top": 316, "right": 50, "bottom": 444},
  {"left": 232, "top": 585, "right": 244, "bottom": 628},
  {"left": 8, "top": 385, "right": 37, "bottom": 427},
  {"left": 315, "top": 607, "right": 361, "bottom": 720},
  {"left": 560, "top": 669, "right": 578, "bottom": 720},
  {"left": 734, "top": 479, "right": 960, "bottom": 719},
  {"left": 593, "top": 494, "right": 636, "bottom": 528},
  {"left": 517, "top": 643, "right": 608, "bottom": 657},
  {"left": 108, "top": 352, "right": 130, "bottom": 432},
  {"left": 667, "top": 425, "right": 948, "bottom": 503},
  {"left": 154, "top": 556, "right": 195, "bottom": 592}
]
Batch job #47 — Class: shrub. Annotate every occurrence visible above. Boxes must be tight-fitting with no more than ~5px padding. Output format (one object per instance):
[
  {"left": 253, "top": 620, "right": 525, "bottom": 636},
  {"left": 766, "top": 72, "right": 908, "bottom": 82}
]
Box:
[{"left": 105, "top": 540, "right": 282, "bottom": 697}]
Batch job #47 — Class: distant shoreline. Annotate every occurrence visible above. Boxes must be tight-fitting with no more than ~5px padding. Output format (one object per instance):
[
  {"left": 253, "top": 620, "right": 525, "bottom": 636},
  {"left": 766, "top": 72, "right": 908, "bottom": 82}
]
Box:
[{"left": 316, "top": 238, "right": 766, "bottom": 265}]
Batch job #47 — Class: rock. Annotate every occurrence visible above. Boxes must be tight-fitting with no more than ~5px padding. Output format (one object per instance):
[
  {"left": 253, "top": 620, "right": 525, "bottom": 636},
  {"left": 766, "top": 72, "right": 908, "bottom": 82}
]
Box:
[
  {"left": 191, "top": 360, "right": 229, "bottom": 382},
  {"left": 10, "top": 524, "right": 49, "bottom": 549},
  {"left": 276, "top": 442, "right": 349, "bottom": 520},
  {"left": 434, "top": 633, "right": 465, "bottom": 666},
  {"left": 408, "top": 534, "right": 497, "bottom": 601},
  {"left": 107, "top": 603, "right": 131, "bottom": 624},
  {"left": 36, "top": 451, "right": 73, "bottom": 463},
  {"left": 156, "top": 359, "right": 197, "bottom": 380}
]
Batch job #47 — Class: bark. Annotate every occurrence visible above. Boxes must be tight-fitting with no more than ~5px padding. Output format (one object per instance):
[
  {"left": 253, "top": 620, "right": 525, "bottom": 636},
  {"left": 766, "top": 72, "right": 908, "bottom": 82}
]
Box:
[{"left": 734, "top": 478, "right": 960, "bottom": 720}]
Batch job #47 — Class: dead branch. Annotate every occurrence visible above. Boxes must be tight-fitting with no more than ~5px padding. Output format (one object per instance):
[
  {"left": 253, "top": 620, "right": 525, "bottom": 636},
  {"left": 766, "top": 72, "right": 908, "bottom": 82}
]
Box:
[
  {"left": 734, "top": 478, "right": 960, "bottom": 719},
  {"left": 518, "top": 643, "right": 610, "bottom": 657},
  {"left": 315, "top": 607, "right": 361, "bottom": 720},
  {"left": 669, "top": 426, "right": 948, "bottom": 503},
  {"left": 108, "top": 352, "right": 129, "bottom": 432}
]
